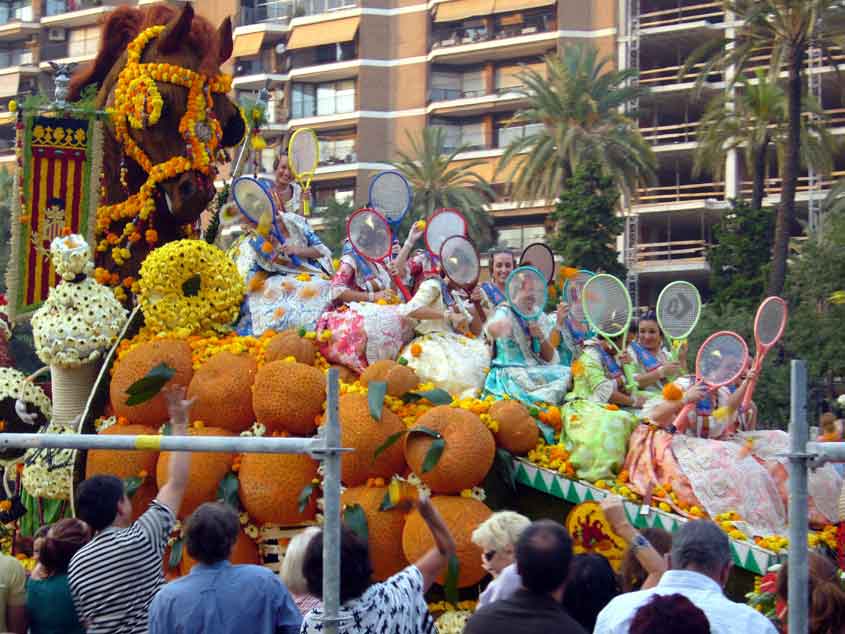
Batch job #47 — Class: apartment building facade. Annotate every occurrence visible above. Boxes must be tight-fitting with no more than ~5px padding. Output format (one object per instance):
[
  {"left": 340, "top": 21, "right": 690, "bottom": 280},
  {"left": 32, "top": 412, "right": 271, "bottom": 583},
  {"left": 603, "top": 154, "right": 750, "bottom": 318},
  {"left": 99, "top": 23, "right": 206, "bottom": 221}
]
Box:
[{"left": 3, "top": 0, "right": 841, "bottom": 305}]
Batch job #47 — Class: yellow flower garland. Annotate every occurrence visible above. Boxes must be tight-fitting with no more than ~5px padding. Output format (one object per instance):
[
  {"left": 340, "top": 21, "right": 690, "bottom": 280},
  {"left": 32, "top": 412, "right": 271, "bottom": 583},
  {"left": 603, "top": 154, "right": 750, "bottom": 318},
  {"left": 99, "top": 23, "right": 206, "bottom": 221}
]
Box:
[
  {"left": 96, "top": 25, "right": 235, "bottom": 278},
  {"left": 138, "top": 240, "right": 245, "bottom": 336}
]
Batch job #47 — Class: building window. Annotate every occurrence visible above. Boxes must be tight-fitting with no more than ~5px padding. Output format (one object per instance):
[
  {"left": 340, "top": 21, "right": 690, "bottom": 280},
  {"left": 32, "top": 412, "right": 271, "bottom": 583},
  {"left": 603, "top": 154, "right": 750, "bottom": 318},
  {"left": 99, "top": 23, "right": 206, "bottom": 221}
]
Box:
[
  {"left": 497, "top": 225, "right": 546, "bottom": 250},
  {"left": 496, "top": 120, "right": 542, "bottom": 147},
  {"left": 432, "top": 118, "right": 485, "bottom": 152},
  {"left": 315, "top": 41, "right": 356, "bottom": 64},
  {"left": 1, "top": 1, "right": 33, "bottom": 21},
  {"left": 318, "top": 137, "right": 356, "bottom": 165},
  {"left": 430, "top": 68, "right": 485, "bottom": 101},
  {"left": 0, "top": 47, "right": 33, "bottom": 66},
  {"left": 293, "top": 80, "right": 354, "bottom": 118},
  {"left": 68, "top": 26, "right": 100, "bottom": 57}
]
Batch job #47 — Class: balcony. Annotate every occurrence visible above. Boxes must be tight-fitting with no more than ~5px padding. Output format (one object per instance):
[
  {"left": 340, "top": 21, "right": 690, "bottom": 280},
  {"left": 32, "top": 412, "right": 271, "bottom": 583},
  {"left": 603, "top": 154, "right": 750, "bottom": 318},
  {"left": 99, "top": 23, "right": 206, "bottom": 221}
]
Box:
[
  {"left": 635, "top": 182, "right": 724, "bottom": 208},
  {"left": 640, "top": 121, "right": 700, "bottom": 148},
  {"left": 632, "top": 239, "right": 710, "bottom": 274},
  {"left": 42, "top": 0, "right": 118, "bottom": 27},
  {"left": 640, "top": 1, "right": 725, "bottom": 37},
  {"left": 237, "top": 0, "right": 358, "bottom": 27},
  {"left": 0, "top": 48, "right": 37, "bottom": 72},
  {"left": 639, "top": 61, "right": 722, "bottom": 91},
  {"left": 0, "top": 5, "right": 39, "bottom": 42},
  {"left": 430, "top": 13, "right": 556, "bottom": 65}
]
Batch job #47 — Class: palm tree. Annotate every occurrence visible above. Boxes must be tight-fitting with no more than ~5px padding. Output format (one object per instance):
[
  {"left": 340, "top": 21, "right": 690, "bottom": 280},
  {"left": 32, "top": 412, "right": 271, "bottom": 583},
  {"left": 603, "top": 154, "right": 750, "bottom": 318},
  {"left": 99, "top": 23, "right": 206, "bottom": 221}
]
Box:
[
  {"left": 694, "top": 69, "right": 833, "bottom": 213},
  {"left": 683, "top": 0, "right": 845, "bottom": 295},
  {"left": 496, "top": 43, "right": 656, "bottom": 202},
  {"left": 393, "top": 127, "right": 497, "bottom": 249},
  {"left": 0, "top": 169, "right": 14, "bottom": 294}
]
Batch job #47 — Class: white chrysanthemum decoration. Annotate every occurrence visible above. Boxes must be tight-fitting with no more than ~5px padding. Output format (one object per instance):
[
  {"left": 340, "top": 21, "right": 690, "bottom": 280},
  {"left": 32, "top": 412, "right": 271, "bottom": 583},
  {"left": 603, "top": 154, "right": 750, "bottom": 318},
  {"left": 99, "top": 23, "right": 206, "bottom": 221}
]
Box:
[{"left": 31, "top": 235, "right": 127, "bottom": 368}]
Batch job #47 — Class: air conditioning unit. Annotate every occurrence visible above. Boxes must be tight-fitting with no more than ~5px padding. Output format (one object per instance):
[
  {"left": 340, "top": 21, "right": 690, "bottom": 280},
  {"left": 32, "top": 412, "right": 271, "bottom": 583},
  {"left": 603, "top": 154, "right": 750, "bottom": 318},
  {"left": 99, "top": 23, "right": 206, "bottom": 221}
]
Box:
[{"left": 48, "top": 28, "right": 66, "bottom": 42}]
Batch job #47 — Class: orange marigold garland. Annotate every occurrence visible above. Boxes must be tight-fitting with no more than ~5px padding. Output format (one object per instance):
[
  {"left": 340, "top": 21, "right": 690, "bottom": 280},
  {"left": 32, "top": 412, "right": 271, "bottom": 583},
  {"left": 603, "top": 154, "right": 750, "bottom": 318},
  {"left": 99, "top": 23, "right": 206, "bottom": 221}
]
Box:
[{"left": 95, "top": 25, "right": 233, "bottom": 289}]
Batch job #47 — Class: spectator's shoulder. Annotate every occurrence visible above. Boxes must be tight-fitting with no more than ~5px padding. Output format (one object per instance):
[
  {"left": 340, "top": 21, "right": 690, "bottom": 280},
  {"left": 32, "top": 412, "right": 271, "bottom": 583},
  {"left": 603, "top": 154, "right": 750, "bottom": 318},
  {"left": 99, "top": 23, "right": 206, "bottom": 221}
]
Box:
[
  {"left": 594, "top": 589, "right": 654, "bottom": 632},
  {"left": 731, "top": 600, "right": 779, "bottom": 633}
]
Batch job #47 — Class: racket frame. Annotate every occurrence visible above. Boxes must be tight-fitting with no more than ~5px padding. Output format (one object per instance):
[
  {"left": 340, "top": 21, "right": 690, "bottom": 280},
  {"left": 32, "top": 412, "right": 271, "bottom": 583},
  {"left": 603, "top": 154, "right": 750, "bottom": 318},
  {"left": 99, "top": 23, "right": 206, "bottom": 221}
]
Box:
[
  {"left": 424, "top": 208, "right": 468, "bottom": 258},
  {"left": 440, "top": 235, "right": 485, "bottom": 323},
  {"left": 232, "top": 176, "right": 302, "bottom": 266},
  {"left": 581, "top": 274, "right": 634, "bottom": 386},
  {"left": 519, "top": 242, "right": 556, "bottom": 284},
  {"left": 346, "top": 207, "right": 412, "bottom": 300},
  {"left": 742, "top": 296, "right": 788, "bottom": 412},
  {"left": 368, "top": 170, "right": 412, "bottom": 230},
  {"left": 656, "top": 281, "right": 702, "bottom": 363},
  {"left": 288, "top": 128, "right": 319, "bottom": 216},
  {"left": 672, "top": 330, "right": 749, "bottom": 434}
]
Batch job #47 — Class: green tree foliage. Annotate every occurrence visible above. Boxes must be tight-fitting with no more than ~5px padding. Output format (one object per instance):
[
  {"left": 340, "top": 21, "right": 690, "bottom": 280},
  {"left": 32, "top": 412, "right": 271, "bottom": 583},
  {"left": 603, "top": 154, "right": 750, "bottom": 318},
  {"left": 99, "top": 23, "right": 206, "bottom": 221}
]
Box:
[
  {"left": 706, "top": 199, "right": 774, "bottom": 307},
  {"left": 547, "top": 161, "right": 625, "bottom": 278},
  {"left": 684, "top": 0, "right": 845, "bottom": 296},
  {"left": 316, "top": 197, "right": 354, "bottom": 255},
  {"left": 393, "top": 128, "right": 496, "bottom": 250},
  {"left": 497, "top": 43, "right": 655, "bottom": 202},
  {"left": 0, "top": 169, "right": 12, "bottom": 294}
]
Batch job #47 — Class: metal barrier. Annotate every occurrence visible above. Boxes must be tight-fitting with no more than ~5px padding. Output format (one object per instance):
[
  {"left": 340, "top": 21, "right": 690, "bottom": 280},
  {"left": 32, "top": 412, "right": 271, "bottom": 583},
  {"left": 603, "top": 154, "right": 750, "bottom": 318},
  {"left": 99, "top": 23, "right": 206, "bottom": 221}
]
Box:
[{"left": 0, "top": 368, "right": 349, "bottom": 634}]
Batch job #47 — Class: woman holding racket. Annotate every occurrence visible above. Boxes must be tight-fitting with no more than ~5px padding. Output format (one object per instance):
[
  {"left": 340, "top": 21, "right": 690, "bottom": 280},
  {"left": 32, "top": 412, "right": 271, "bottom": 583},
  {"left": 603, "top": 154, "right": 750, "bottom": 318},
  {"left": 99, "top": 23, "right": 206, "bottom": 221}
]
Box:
[
  {"left": 558, "top": 336, "right": 640, "bottom": 482},
  {"left": 230, "top": 154, "right": 335, "bottom": 336},
  {"left": 482, "top": 277, "right": 571, "bottom": 406},
  {"left": 316, "top": 224, "right": 424, "bottom": 373},
  {"left": 266, "top": 152, "right": 305, "bottom": 215},
  {"left": 395, "top": 250, "right": 491, "bottom": 398},
  {"left": 626, "top": 309, "right": 687, "bottom": 396}
]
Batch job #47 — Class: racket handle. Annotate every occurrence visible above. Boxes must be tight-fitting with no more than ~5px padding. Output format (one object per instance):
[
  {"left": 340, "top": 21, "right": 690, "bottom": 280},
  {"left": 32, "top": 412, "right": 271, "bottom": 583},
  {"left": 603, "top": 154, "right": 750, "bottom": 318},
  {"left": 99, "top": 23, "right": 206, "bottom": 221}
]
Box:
[
  {"left": 532, "top": 337, "right": 541, "bottom": 354},
  {"left": 451, "top": 292, "right": 472, "bottom": 322},
  {"left": 671, "top": 402, "right": 695, "bottom": 434},
  {"left": 471, "top": 299, "right": 487, "bottom": 323},
  {"left": 741, "top": 375, "right": 759, "bottom": 413},
  {"left": 623, "top": 365, "right": 637, "bottom": 393},
  {"left": 303, "top": 197, "right": 310, "bottom": 216},
  {"left": 272, "top": 230, "right": 303, "bottom": 267},
  {"left": 391, "top": 274, "right": 412, "bottom": 301}
]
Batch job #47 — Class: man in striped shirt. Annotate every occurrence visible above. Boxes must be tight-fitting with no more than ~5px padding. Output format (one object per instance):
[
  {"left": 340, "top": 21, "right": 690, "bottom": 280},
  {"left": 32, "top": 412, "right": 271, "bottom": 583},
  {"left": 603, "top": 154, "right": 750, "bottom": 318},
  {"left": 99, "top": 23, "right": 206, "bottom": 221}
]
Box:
[{"left": 68, "top": 386, "right": 193, "bottom": 634}]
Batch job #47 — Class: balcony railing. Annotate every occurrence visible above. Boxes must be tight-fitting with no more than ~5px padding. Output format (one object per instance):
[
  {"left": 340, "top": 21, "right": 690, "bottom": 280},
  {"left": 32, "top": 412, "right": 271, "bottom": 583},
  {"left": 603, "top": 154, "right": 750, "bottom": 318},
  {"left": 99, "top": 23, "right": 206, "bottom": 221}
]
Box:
[
  {"left": 739, "top": 172, "right": 845, "bottom": 198},
  {"left": 40, "top": 42, "right": 99, "bottom": 61},
  {"left": 824, "top": 108, "right": 845, "bottom": 127},
  {"left": 237, "top": 0, "right": 359, "bottom": 26},
  {"left": 634, "top": 239, "right": 709, "bottom": 267},
  {"left": 636, "top": 181, "right": 724, "bottom": 204},
  {"left": 431, "top": 13, "right": 554, "bottom": 50},
  {"left": 639, "top": 61, "right": 721, "bottom": 88},
  {"left": 640, "top": 1, "right": 724, "bottom": 29},
  {"left": 640, "top": 121, "right": 700, "bottom": 145}
]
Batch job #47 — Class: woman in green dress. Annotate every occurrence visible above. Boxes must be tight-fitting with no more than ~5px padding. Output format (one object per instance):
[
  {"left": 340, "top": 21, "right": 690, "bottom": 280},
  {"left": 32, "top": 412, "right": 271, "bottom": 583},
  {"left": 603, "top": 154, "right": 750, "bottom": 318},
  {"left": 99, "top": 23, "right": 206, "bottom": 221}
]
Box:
[
  {"left": 559, "top": 338, "right": 641, "bottom": 482},
  {"left": 26, "top": 518, "right": 91, "bottom": 634}
]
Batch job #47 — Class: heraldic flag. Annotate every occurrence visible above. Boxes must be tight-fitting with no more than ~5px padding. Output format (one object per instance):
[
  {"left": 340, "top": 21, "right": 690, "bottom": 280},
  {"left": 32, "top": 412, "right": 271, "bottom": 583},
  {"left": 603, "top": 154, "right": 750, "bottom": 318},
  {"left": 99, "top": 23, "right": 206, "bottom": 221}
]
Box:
[{"left": 7, "top": 114, "right": 102, "bottom": 321}]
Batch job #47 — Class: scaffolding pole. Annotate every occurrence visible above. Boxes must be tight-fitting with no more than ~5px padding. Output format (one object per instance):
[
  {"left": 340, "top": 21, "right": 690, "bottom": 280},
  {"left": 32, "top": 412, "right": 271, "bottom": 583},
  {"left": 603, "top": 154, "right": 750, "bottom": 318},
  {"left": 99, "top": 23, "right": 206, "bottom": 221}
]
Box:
[
  {"left": 0, "top": 368, "right": 348, "bottom": 634},
  {"left": 787, "top": 360, "right": 809, "bottom": 634}
]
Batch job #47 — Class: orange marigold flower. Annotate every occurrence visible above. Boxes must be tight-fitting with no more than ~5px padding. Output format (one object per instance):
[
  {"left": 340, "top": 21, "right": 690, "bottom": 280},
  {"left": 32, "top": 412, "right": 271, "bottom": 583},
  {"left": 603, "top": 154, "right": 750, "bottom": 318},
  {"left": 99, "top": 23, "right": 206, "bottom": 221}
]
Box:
[
  {"left": 605, "top": 403, "right": 620, "bottom": 411},
  {"left": 571, "top": 359, "right": 584, "bottom": 377},
  {"left": 662, "top": 383, "right": 684, "bottom": 401},
  {"left": 562, "top": 266, "right": 579, "bottom": 280},
  {"left": 145, "top": 229, "right": 158, "bottom": 244},
  {"left": 122, "top": 277, "right": 135, "bottom": 288},
  {"left": 410, "top": 343, "right": 423, "bottom": 357},
  {"left": 261, "top": 241, "right": 274, "bottom": 254},
  {"left": 61, "top": 227, "right": 72, "bottom": 236}
]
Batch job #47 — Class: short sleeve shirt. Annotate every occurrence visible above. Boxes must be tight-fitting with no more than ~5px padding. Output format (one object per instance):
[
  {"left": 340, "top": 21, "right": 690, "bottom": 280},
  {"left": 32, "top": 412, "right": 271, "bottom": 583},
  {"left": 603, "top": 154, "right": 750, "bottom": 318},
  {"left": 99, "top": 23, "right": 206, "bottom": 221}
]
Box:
[
  {"left": 301, "top": 565, "right": 436, "bottom": 634},
  {"left": 0, "top": 554, "right": 26, "bottom": 632},
  {"left": 68, "top": 500, "right": 175, "bottom": 634}
]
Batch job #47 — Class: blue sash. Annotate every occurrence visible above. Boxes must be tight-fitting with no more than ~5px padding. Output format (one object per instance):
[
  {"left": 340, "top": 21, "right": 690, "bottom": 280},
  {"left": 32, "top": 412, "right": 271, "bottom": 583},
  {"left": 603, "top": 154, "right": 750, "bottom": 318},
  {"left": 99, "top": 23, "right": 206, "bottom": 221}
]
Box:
[
  {"left": 482, "top": 282, "right": 506, "bottom": 306},
  {"left": 597, "top": 346, "right": 623, "bottom": 379},
  {"left": 630, "top": 341, "right": 662, "bottom": 372}
]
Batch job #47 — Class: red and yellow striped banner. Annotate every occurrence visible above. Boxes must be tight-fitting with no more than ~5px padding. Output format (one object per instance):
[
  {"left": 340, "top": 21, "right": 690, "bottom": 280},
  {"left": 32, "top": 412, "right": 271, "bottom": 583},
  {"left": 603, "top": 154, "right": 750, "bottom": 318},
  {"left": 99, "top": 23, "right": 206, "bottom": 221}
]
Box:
[{"left": 8, "top": 115, "right": 101, "bottom": 321}]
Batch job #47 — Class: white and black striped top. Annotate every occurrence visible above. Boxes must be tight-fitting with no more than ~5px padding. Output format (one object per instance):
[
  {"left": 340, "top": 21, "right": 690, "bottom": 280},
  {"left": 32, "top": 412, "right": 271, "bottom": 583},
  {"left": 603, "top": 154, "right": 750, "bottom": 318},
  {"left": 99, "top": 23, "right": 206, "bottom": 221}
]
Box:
[{"left": 68, "top": 500, "right": 175, "bottom": 634}]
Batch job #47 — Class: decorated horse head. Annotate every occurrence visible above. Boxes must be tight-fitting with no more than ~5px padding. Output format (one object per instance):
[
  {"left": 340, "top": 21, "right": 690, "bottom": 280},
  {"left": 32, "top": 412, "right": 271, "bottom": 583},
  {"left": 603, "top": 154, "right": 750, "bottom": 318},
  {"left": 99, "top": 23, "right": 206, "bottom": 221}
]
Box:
[{"left": 69, "top": 2, "right": 245, "bottom": 299}]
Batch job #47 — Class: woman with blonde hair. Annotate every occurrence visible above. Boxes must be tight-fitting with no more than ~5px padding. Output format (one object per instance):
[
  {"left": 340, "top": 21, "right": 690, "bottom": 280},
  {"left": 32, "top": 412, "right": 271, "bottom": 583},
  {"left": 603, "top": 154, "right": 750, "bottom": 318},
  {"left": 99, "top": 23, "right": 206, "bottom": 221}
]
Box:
[
  {"left": 280, "top": 526, "right": 321, "bottom": 615},
  {"left": 471, "top": 511, "right": 531, "bottom": 607}
]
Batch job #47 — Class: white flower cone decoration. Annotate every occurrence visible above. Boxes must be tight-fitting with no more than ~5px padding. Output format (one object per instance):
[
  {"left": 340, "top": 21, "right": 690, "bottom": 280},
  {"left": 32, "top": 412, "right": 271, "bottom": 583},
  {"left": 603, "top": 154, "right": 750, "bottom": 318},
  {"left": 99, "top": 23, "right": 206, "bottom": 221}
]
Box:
[{"left": 24, "top": 235, "right": 128, "bottom": 499}]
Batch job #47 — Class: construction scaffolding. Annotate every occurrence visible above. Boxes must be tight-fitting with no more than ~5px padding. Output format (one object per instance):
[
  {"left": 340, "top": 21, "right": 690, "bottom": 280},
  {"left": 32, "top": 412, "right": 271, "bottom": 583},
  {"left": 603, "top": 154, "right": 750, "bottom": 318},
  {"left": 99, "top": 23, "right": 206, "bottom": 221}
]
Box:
[
  {"left": 624, "top": 0, "right": 641, "bottom": 309},
  {"left": 0, "top": 369, "right": 349, "bottom": 634}
]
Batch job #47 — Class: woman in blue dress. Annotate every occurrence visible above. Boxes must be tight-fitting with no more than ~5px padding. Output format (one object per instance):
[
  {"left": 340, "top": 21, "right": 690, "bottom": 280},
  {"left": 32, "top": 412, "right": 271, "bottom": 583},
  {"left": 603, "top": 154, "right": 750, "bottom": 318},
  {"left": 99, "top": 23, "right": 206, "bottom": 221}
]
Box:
[{"left": 482, "top": 288, "right": 572, "bottom": 406}]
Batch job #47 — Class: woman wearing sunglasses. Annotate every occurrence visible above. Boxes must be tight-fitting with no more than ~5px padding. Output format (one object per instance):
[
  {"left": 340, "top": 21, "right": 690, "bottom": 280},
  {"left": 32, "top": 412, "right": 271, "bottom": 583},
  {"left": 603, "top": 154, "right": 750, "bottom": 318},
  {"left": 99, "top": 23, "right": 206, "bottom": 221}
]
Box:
[{"left": 471, "top": 511, "right": 531, "bottom": 608}]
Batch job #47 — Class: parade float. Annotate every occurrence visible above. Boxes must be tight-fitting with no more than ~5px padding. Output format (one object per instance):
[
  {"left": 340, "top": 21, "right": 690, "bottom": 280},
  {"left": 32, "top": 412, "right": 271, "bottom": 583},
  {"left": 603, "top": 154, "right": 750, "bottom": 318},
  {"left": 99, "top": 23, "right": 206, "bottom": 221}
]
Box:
[{"left": 0, "top": 2, "right": 842, "bottom": 627}]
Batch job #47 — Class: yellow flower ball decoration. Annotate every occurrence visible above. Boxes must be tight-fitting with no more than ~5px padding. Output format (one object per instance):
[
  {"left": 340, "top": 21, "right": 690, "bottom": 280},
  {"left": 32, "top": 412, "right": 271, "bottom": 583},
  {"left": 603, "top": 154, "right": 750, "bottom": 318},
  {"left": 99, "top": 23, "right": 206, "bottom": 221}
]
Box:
[{"left": 138, "top": 240, "right": 245, "bottom": 337}]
